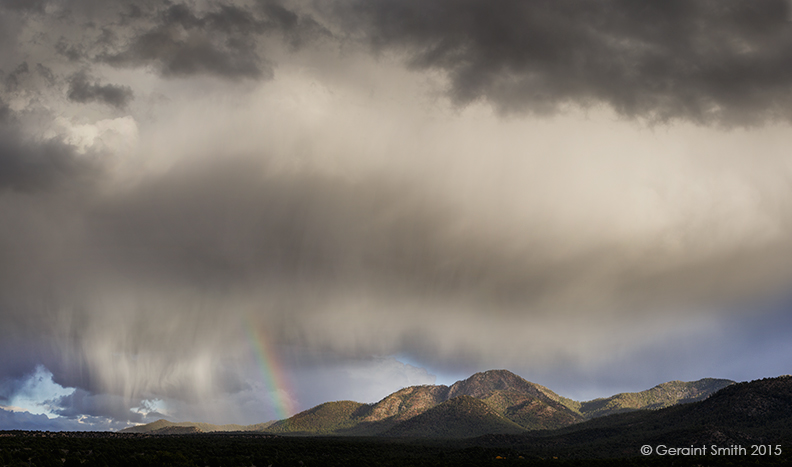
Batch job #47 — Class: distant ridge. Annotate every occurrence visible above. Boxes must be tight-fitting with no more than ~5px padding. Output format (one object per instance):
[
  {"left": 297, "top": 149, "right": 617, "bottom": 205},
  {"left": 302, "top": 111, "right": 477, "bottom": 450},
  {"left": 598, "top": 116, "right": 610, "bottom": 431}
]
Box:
[
  {"left": 123, "top": 370, "right": 735, "bottom": 438},
  {"left": 149, "top": 425, "right": 203, "bottom": 435},
  {"left": 120, "top": 419, "right": 274, "bottom": 434},
  {"left": 574, "top": 377, "right": 734, "bottom": 418}
]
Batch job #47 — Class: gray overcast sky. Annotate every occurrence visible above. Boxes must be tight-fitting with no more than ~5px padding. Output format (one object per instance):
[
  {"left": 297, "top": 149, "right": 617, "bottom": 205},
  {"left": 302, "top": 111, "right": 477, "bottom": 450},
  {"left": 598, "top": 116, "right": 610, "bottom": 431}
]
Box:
[{"left": 1, "top": 0, "right": 792, "bottom": 430}]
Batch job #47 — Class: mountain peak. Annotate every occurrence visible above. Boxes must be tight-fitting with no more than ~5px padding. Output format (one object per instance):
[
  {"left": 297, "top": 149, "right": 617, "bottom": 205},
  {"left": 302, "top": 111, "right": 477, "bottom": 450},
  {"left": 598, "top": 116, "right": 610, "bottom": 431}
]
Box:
[{"left": 448, "top": 369, "right": 555, "bottom": 400}]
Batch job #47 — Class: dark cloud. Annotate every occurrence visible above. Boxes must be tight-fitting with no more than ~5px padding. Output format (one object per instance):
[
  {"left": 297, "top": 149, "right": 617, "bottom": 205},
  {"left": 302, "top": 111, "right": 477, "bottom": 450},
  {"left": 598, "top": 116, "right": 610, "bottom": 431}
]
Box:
[
  {"left": 50, "top": 389, "right": 143, "bottom": 423},
  {"left": 99, "top": 1, "right": 328, "bottom": 80},
  {"left": 35, "top": 63, "right": 55, "bottom": 85},
  {"left": 4, "top": 61, "right": 28, "bottom": 91},
  {"left": 82, "top": 160, "right": 792, "bottom": 317},
  {"left": 0, "top": 407, "right": 131, "bottom": 431},
  {"left": 0, "top": 380, "right": 26, "bottom": 405},
  {"left": 0, "top": 408, "right": 81, "bottom": 431},
  {"left": 329, "top": 0, "right": 792, "bottom": 125},
  {"left": 0, "top": 124, "right": 97, "bottom": 192},
  {"left": 101, "top": 4, "right": 268, "bottom": 79},
  {"left": 67, "top": 71, "right": 133, "bottom": 109},
  {"left": 2, "top": 61, "right": 58, "bottom": 96},
  {"left": 55, "top": 38, "right": 85, "bottom": 62},
  {"left": 0, "top": 0, "right": 48, "bottom": 13},
  {"left": 82, "top": 161, "right": 557, "bottom": 306},
  {"left": 0, "top": 341, "right": 50, "bottom": 403},
  {"left": 258, "top": 0, "right": 330, "bottom": 48}
]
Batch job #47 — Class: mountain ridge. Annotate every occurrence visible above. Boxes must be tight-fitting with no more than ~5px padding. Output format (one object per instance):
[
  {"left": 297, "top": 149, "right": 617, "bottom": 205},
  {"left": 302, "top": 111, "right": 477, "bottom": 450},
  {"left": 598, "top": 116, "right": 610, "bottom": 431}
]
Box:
[
  {"left": 122, "top": 369, "right": 734, "bottom": 437},
  {"left": 475, "top": 375, "right": 792, "bottom": 457},
  {"left": 575, "top": 377, "right": 734, "bottom": 418}
]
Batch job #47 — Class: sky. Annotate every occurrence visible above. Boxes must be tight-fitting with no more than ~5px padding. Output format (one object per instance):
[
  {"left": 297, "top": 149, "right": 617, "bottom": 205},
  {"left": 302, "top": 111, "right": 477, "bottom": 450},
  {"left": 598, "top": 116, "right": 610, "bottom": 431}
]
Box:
[{"left": 1, "top": 0, "right": 792, "bottom": 431}]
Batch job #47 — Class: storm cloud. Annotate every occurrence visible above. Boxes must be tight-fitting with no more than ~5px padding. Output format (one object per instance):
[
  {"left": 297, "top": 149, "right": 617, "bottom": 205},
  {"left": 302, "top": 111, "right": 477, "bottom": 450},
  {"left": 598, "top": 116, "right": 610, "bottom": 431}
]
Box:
[
  {"left": 96, "top": 1, "right": 328, "bottom": 79},
  {"left": 1, "top": 0, "right": 792, "bottom": 430},
  {"left": 0, "top": 108, "right": 99, "bottom": 192},
  {"left": 2, "top": 149, "right": 791, "bottom": 422},
  {"left": 0, "top": 0, "right": 47, "bottom": 13},
  {"left": 330, "top": 0, "right": 792, "bottom": 125},
  {"left": 67, "top": 71, "right": 133, "bottom": 109}
]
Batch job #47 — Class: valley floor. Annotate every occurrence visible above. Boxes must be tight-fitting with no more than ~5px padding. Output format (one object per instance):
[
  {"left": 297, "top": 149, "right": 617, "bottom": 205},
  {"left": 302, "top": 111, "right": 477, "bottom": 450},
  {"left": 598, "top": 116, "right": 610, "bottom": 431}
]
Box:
[{"left": 2, "top": 432, "right": 791, "bottom": 467}]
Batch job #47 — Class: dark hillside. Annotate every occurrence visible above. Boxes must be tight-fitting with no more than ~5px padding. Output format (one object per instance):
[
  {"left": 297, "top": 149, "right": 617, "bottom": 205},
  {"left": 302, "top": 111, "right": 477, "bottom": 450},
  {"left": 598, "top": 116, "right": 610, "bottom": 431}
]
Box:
[
  {"left": 266, "top": 401, "right": 366, "bottom": 434},
  {"left": 383, "top": 395, "right": 526, "bottom": 438}
]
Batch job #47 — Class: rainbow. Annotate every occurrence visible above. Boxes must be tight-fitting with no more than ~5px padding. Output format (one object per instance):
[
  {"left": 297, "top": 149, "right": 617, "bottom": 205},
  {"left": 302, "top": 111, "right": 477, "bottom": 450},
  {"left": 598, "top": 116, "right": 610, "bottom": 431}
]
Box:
[{"left": 243, "top": 317, "right": 295, "bottom": 420}]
